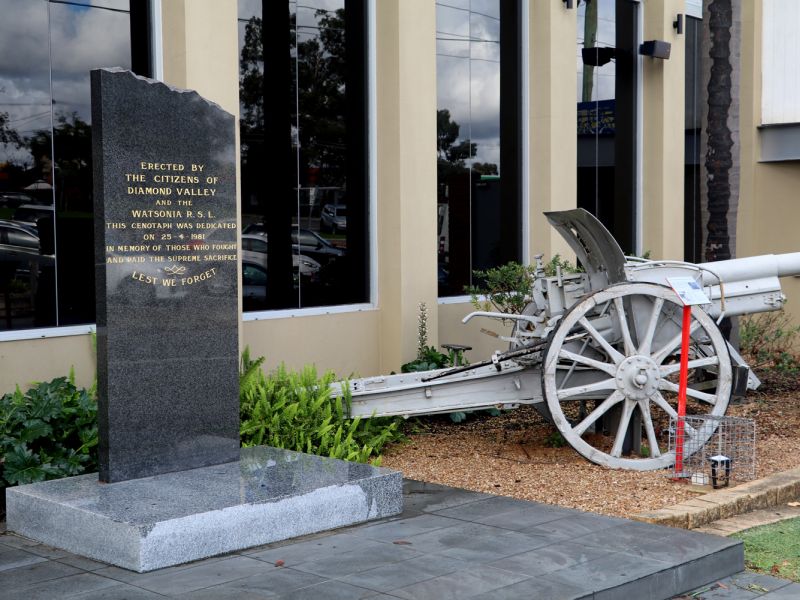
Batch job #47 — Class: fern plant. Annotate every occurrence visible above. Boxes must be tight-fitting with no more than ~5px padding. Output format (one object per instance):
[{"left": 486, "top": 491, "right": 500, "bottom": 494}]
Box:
[{"left": 239, "top": 353, "right": 404, "bottom": 464}]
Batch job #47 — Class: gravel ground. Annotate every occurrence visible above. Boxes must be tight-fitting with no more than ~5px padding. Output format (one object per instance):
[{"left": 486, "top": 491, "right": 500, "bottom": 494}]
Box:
[{"left": 381, "top": 371, "right": 800, "bottom": 519}]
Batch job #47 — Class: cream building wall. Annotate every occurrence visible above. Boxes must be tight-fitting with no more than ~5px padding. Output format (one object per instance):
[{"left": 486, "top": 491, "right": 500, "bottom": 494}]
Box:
[
  {"left": 737, "top": 0, "right": 800, "bottom": 325},
  {"left": 642, "top": 0, "right": 686, "bottom": 260},
  {"left": 7, "top": 1, "right": 800, "bottom": 394}
]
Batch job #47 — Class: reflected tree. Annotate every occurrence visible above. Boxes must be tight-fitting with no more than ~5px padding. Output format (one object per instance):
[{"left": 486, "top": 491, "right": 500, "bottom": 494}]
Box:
[
  {"left": 0, "top": 112, "right": 22, "bottom": 148},
  {"left": 239, "top": 9, "right": 347, "bottom": 189}
]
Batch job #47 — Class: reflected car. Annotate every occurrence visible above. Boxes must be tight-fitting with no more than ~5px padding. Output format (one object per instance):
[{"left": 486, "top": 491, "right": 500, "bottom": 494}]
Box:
[
  {"left": 242, "top": 260, "right": 268, "bottom": 311},
  {"left": 13, "top": 204, "right": 54, "bottom": 227},
  {"left": 242, "top": 233, "right": 321, "bottom": 280},
  {"left": 293, "top": 228, "right": 345, "bottom": 263},
  {"left": 0, "top": 219, "right": 53, "bottom": 267},
  {"left": 240, "top": 225, "right": 345, "bottom": 263},
  {"left": 320, "top": 204, "right": 347, "bottom": 233},
  {"left": 0, "top": 192, "right": 36, "bottom": 209},
  {"left": 241, "top": 234, "right": 321, "bottom": 279}
]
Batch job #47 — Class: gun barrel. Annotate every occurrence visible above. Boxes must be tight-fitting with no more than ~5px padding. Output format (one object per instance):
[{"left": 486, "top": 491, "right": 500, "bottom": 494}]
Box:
[{"left": 699, "top": 252, "right": 800, "bottom": 285}]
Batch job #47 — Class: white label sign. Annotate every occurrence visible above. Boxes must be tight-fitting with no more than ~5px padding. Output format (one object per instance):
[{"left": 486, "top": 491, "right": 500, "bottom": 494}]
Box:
[{"left": 667, "top": 277, "right": 711, "bottom": 306}]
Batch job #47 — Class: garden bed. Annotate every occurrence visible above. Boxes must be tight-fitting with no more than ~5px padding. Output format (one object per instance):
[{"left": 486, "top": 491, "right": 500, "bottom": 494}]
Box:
[{"left": 381, "top": 371, "right": 800, "bottom": 519}]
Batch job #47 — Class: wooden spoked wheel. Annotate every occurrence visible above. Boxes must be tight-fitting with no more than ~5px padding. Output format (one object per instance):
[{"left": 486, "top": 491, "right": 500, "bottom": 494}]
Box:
[{"left": 542, "top": 283, "right": 732, "bottom": 470}]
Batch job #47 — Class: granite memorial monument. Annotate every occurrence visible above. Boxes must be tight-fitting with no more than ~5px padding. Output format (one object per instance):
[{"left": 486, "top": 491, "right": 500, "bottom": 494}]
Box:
[{"left": 6, "top": 69, "right": 402, "bottom": 572}]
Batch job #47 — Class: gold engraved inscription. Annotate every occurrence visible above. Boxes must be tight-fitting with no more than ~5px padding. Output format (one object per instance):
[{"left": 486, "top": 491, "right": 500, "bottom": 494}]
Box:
[{"left": 106, "top": 160, "right": 237, "bottom": 287}]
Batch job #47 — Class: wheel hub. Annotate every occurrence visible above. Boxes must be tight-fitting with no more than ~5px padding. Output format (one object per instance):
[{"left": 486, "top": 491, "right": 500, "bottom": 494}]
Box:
[{"left": 616, "top": 355, "right": 659, "bottom": 401}]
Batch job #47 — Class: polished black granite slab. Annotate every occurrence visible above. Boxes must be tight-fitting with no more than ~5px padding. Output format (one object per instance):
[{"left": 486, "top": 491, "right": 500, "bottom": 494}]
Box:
[{"left": 91, "top": 68, "right": 239, "bottom": 482}]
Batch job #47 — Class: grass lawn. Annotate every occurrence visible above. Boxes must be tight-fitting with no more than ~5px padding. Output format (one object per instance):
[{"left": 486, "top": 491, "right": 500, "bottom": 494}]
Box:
[{"left": 732, "top": 517, "right": 800, "bottom": 582}]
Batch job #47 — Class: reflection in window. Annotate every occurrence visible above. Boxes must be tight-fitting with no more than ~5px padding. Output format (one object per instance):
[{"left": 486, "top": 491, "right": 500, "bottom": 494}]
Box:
[
  {"left": 685, "top": 15, "right": 702, "bottom": 262},
  {"left": 576, "top": 0, "right": 638, "bottom": 252},
  {"left": 576, "top": 0, "right": 616, "bottom": 230},
  {"left": 436, "top": 0, "right": 520, "bottom": 297},
  {"left": 0, "top": 0, "right": 142, "bottom": 331},
  {"left": 238, "top": 0, "right": 369, "bottom": 310}
]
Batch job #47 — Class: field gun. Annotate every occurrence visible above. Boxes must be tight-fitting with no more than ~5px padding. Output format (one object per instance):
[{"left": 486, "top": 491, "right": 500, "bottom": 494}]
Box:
[{"left": 334, "top": 209, "right": 800, "bottom": 470}]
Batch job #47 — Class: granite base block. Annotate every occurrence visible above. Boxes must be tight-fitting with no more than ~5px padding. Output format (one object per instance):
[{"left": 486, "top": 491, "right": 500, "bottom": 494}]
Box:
[{"left": 5, "top": 446, "right": 402, "bottom": 572}]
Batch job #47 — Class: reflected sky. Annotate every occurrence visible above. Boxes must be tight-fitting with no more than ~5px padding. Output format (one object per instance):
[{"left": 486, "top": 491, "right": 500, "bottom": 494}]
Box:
[
  {"left": 436, "top": 0, "right": 500, "bottom": 169},
  {"left": 576, "top": 0, "right": 615, "bottom": 102},
  {"left": 0, "top": 0, "right": 130, "bottom": 167}
]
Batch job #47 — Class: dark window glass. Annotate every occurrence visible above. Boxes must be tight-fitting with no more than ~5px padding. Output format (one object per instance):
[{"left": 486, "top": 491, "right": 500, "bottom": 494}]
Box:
[
  {"left": 684, "top": 15, "right": 702, "bottom": 262},
  {"left": 576, "top": 0, "right": 638, "bottom": 252},
  {"left": 0, "top": 0, "right": 147, "bottom": 331},
  {"left": 436, "top": 0, "right": 520, "bottom": 297},
  {"left": 238, "top": 0, "right": 369, "bottom": 310},
  {"left": 7, "top": 229, "right": 39, "bottom": 249}
]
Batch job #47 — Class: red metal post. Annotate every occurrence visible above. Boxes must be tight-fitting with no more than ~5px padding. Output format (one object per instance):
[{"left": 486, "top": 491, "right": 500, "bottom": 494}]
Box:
[{"left": 675, "top": 304, "right": 692, "bottom": 476}]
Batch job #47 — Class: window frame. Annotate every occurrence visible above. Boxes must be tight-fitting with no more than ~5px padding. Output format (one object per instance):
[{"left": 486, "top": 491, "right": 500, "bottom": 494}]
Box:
[
  {"left": 0, "top": 0, "right": 155, "bottom": 341},
  {"left": 435, "top": 0, "right": 529, "bottom": 302},
  {"left": 241, "top": 0, "right": 377, "bottom": 319}
]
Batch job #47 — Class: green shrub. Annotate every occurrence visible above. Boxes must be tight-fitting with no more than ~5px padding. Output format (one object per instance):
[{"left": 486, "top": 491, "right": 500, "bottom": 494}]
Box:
[
  {"left": 466, "top": 261, "right": 538, "bottom": 317},
  {"left": 0, "top": 374, "right": 98, "bottom": 487},
  {"left": 740, "top": 311, "right": 800, "bottom": 374},
  {"left": 239, "top": 350, "right": 404, "bottom": 464}
]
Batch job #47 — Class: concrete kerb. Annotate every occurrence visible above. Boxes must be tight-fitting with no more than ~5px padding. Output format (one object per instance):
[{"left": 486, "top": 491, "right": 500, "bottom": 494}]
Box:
[{"left": 633, "top": 466, "right": 800, "bottom": 530}]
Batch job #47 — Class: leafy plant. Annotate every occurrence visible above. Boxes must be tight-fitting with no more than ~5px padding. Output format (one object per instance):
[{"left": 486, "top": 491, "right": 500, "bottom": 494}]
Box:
[
  {"left": 401, "top": 302, "right": 467, "bottom": 373},
  {"left": 402, "top": 346, "right": 451, "bottom": 373},
  {"left": 0, "top": 375, "right": 98, "bottom": 487},
  {"left": 544, "top": 430, "right": 566, "bottom": 448},
  {"left": 542, "top": 254, "right": 582, "bottom": 277},
  {"left": 239, "top": 351, "right": 404, "bottom": 464},
  {"left": 740, "top": 311, "right": 800, "bottom": 374},
  {"left": 466, "top": 261, "right": 538, "bottom": 317}
]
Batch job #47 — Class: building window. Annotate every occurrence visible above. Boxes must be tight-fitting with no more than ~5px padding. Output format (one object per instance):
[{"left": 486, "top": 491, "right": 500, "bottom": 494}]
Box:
[
  {"left": 576, "top": 0, "right": 639, "bottom": 253},
  {"left": 0, "top": 0, "right": 149, "bottom": 333},
  {"left": 238, "top": 0, "right": 370, "bottom": 311},
  {"left": 436, "top": 0, "right": 522, "bottom": 297},
  {"left": 684, "top": 13, "right": 702, "bottom": 262}
]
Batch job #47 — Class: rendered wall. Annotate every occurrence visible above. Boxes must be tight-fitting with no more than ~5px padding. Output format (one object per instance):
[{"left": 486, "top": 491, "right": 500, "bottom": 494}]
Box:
[
  {"left": 642, "top": 0, "right": 686, "bottom": 260},
  {"left": 738, "top": 0, "right": 800, "bottom": 325}
]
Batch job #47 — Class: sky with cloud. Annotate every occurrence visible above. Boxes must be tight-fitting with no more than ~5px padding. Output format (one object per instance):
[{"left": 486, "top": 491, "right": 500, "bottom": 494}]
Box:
[
  {"left": 0, "top": 0, "right": 130, "bottom": 168},
  {"left": 436, "top": 0, "right": 501, "bottom": 170}
]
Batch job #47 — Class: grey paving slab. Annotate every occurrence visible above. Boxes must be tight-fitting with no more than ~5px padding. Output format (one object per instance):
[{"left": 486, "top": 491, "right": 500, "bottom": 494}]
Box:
[
  {"left": 124, "top": 555, "right": 272, "bottom": 596},
  {"left": 676, "top": 572, "right": 793, "bottom": 599},
  {"left": 520, "top": 511, "right": 631, "bottom": 540},
  {"left": 470, "top": 576, "right": 589, "bottom": 600},
  {"left": 0, "top": 479, "right": 749, "bottom": 600},
  {"left": 289, "top": 539, "right": 420, "bottom": 579},
  {"left": 0, "top": 545, "right": 48, "bottom": 572},
  {"left": 276, "top": 580, "right": 380, "bottom": 600},
  {"left": 349, "top": 513, "right": 460, "bottom": 541},
  {"left": 174, "top": 566, "right": 324, "bottom": 599},
  {"left": 55, "top": 553, "right": 111, "bottom": 571},
  {"left": 537, "top": 552, "right": 674, "bottom": 597},
  {"left": 397, "top": 521, "right": 557, "bottom": 563},
  {"left": 487, "top": 541, "right": 611, "bottom": 576},
  {"left": 337, "top": 553, "right": 469, "bottom": 593},
  {"left": 762, "top": 582, "right": 800, "bottom": 598},
  {"left": 71, "top": 585, "right": 169, "bottom": 599},
  {"left": 390, "top": 564, "right": 530, "bottom": 600},
  {"left": 11, "top": 572, "right": 121, "bottom": 600},
  {"left": 0, "top": 558, "right": 82, "bottom": 592},
  {"left": 246, "top": 533, "right": 388, "bottom": 566},
  {"left": 0, "top": 535, "right": 70, "bottom": 559},
  {"left": 94, "top": 555, "right": 230, "bottom": 585},
  {"left": 577, "top": 520, "right": 743, "bottom": 565},
  {"left": 727, "top": 571, "right": 793, "bottom": 593},
  {"left": 672, "top": 547, "right": 747, "bottom": 594},
  {"left": 401, "top": 480, "right": 492, "bottom": 514}
]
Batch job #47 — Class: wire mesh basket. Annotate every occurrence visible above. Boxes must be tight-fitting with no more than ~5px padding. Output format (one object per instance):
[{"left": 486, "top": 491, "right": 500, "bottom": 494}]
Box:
[{"left": 668, "top": 415, "right": 756, "bottom": 487}]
